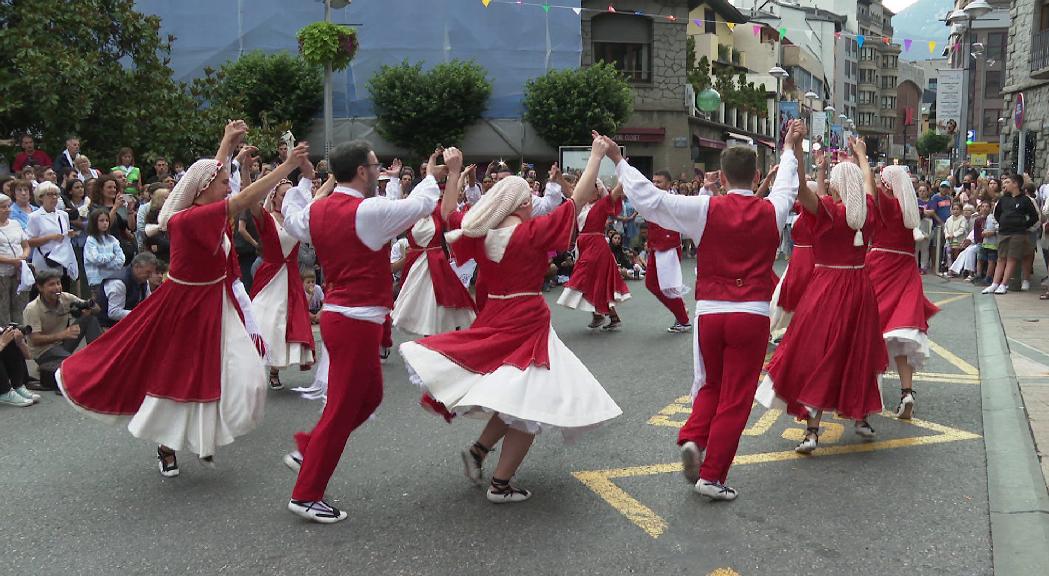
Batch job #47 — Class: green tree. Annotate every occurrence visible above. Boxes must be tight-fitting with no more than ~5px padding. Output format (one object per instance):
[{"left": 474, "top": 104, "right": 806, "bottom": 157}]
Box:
[
  {"left": 368, "top": 60, "right": 492, "bottom": 157},
  {"left": 523, "top": 62, "right": 633, "bottom": 148},
  {"left": 916, "top": 130, "right": 951, "bottom": 157}
]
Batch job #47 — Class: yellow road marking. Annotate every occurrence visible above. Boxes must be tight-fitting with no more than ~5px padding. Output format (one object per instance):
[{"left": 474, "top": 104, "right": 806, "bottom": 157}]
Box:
[
  {"left": 928, "top": 340, "right": 980, "bottom": 375},
  {"left": 708, "top": 570, "right": 741, "bottom": 576},
  {"left": 742, "top": 407, "right": 781, "bottom": 436},
  {"left": 574, "top": 415, "right": 981, "bottom": 539},
  {"left": 931, "top": 293, "right": 972, "bottom": 307},
  {"left": 925, "top": 290, "right": 972, "bottom": 295},
  {"left": 883, "top": 372, "right": 980, "bottom": 384}
]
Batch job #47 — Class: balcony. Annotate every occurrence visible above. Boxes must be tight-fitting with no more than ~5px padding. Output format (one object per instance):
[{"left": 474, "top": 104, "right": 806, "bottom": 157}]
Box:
[{"left": 1033, "top": 29, "right": 1049, "bottom": 78}]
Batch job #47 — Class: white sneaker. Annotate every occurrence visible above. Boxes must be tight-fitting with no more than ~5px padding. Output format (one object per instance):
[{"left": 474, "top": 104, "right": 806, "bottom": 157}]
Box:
[
  {"left": 679, "top": 441, "right": 704, "bottom": 484},
  {"left": 0, "top": 390, "right": 32, "bottom": 407},
  {"left": 486, "top": 482, "right": 532, "bottom": 503},
  {"left": 287, "top": 499, "right": 348, "bottom": 524},
  {"left": 1022, "top": 280, "right": 1031, "bottom": 291},
  {"left": 694, "top": 479, "right": 738, "bottom": 501},
  {"left": 854, "top": 420, "right": 876, "bottom": 439},
  {"left": 994, "top": 285, "right": 1008, "bottom": 294},
  {"left": 283, "top": 451, "right": 303, "bottom": 473},
  {"left": 982, "top": 283, "right": 999, "bottom": 294},
  {"left": 12, "top": 386, "right": 39, "bottom": 404},
  {"left": 896, "top": 392, "right": 915, "bottom": 420}
]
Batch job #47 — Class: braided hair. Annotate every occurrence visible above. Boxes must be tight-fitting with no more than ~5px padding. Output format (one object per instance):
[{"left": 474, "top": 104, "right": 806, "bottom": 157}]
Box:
[{"left": 829, "top": 161, "right": 867, "bottom": 246}]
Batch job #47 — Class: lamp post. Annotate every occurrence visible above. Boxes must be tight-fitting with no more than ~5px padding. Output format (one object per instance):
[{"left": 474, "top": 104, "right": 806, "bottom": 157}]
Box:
[
  {"left": 946, "top": 0, "right": 993, "bottom": 170},
  {"left": 998, "top": 117, "right": 1007, "bottom": 175},
  {"left": 770, "top": 66, "right": 789, "bottom": 148},
  {"left": 322, "top": 0, "right": 352, "bottom": 162}
]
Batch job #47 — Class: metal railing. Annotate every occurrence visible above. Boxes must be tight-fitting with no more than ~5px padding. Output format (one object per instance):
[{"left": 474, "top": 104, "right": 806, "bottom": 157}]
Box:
[{"left": 1032, "top": 28, "right": 1049, "bottom": 72}]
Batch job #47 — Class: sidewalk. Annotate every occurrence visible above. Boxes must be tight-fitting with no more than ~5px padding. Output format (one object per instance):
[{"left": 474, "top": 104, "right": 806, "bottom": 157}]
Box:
[{"left": 993, "top": 284, "right": 1049, "bottom": 488}]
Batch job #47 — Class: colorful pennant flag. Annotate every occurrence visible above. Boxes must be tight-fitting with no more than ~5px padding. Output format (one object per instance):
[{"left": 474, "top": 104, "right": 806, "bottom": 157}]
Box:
[
  {"left": 882, "top": 36, "right": 890, "bottom": 45},
  {"left": 607, "top": 4, "right": 615, "bottom": 12},
  {"left": 753, "top": 24, "right": 761, "bottom": 37},
  {"left": 904, "top": 38, "right": 912, "bottom": 52},
  {"left": 693, "top": 19, "right": 702, "bottom": 27},
  {"left": 857, "top": 35, "right": 865, "bottom": 48},
  {"left": 481, "top": 0, "right": 491, "bottom": 6},
  {"left": 778, "top": 27, "right": 786, "bottom": 40},
  {"left": 542, "top": 3, "right": 549, "bottom": 12},
  {"left": 834, "top": 31, "right": 841, "bottom": 40},
  {"left": 726, "top": 22, "right": 735, "bottom": 30},
  {"left": 928, "top": 40, "right": 936, "bottom": 53},
  {"left": 572, "top": 7, "right": 581, "bottom": 14}
]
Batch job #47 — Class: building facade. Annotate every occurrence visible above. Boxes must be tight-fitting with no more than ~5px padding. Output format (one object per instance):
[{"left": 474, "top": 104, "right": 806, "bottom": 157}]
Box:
[
  {"left": 896, "top": 60, "right": 926, "bottom": 167},
  {"left": 855, "top": 0, "right": 902, "bottom": 161},
  {"left": 1002, "top": 0, "right": 1049, "bottom": 176}
]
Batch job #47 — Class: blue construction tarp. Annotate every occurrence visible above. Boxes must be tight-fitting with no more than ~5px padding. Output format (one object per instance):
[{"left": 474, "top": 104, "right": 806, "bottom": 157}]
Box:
[{"left": 134, "top": 0, "right": 582, "bottom": 118}]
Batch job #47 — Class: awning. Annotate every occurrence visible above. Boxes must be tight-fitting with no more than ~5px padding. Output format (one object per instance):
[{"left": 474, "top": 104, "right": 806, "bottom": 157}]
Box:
[
  {"left": 698, "top": 137, "right": 726, "bottom": 150},
  {"left": 758, "top": 139, "right": 776, "bottom": 149},
  {"left": 725, "top": 132, "right": 754, "bottom": 144}
]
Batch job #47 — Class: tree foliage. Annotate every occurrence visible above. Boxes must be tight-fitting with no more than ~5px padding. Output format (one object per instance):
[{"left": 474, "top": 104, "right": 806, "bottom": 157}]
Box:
[
  {"left": 523, "top": 62, "right": 633, "bottom": 148},
  {"left": 368, "top": 60, "right": 492, "bottom": 157},
  {"left": 916, "top": 130, "right": 951, "bottom": 157}
]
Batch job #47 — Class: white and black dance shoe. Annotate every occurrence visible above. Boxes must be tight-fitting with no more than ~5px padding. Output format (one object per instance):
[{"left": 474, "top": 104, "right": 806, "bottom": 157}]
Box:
[
  {"left": 896, "top": 390, "right": 916, "bottom": 420},
  {"left": 380, "top": 347, "right": 392, "bottom": 363},
  {"left": 794, "top": 427, "right": 819, "bottom": 454},
  {"left": 283, "top": 450, "right": 304, "bottom": 473},
  {"left": 667, "top": 322, "right": 692, "bottom": 334},
  {"left": 461, "top": 448, "right": 484, "bottom": 486},
  {"left": 287, "top": 499, "right": 348, "bottom": 524},
  {"left": 854, "top": 420, "right": 876, "bottom": 439},
  {"left": 157, "top": 447, "right": 179, "bottom": 478},
  {"left": 601, "top": 319, "right": 622, "bottom": 332},
  {"left": 486, "top": 479, "right": 532, "bottom": 504},
  {"left": 679, "top": 441, "right": 704, "bottom": 484},
  {"left": 694, "top": 479, "right": 738, "bottom": 501}
]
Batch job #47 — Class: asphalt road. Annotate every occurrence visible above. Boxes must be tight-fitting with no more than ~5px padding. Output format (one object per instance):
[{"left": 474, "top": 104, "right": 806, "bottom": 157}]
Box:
[{"left": 0, "top": 267, "right": 991, "bottom": 576}]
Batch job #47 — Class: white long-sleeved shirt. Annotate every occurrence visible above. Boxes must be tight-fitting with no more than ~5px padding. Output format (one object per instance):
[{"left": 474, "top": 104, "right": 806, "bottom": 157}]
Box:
[
  {"left": 531, "top": 181, "right": 563, "bottom": 217},
  {"left": 615, "top": 149, "right": 799, "bottom": 317},
  {"left": 282, "top": 175, "right": 441, "bottom": 324},
  {"left": 103, "top": 277, "right": 152, "bottom": 322}
]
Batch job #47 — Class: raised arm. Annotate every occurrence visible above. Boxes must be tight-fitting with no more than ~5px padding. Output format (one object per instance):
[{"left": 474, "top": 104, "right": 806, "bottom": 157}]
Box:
[
  {"left": 236, "top": 146, "right": 261, "bottom": 217},
  {"left": 570, "top": 132, "right": 607, "bottom": 209},
  {"left": 229, "top": 143, "right": 308, "bottom": 217},
  {"left": 766, "top": 119, "right": 804, "bottom": 226},
  {"left": 215, "top": 121, "right": 248, "bottom": 165},
  {"left": 850, "top": 137, "right": 876, "bottom": 205},
  {"left": 438, "top": 148, "right": 464, "bottom": 221}
]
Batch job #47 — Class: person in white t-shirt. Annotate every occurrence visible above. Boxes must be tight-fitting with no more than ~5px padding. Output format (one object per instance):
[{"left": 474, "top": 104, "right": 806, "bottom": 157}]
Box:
[{"left": 0, "top": 195, "right": 30, "bottom": 323}]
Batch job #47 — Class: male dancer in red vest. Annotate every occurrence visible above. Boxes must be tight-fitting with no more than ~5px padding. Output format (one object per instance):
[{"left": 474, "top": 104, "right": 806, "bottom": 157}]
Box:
[
  {"left": 280, "top": 142, "right": 459, "bottom": 523},
  {"left": 603, "top": 120, "right": 814, "bottom": 500},
  {"left": 647, "top": 171, "right": 693, "bottom": 333}
]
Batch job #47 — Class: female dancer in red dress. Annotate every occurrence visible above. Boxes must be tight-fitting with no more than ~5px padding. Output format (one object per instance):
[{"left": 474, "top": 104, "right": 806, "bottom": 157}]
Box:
[
  {"left": 867, "top": 165, "right": 939, "bottom": 419},
  {"left": 249, "top": 173, "right": 317, "bottom": 390},
  {"left": 756, "top": 138, "right": 887, "bottom": 453},
  {"left": 556, "top": 177, "right": 630, "bottom": 330},
  {"left": 400, "top": 135, "right": 622, "bottom": 503},
  {"left": 58, "top": 121, "right": 309, "bottom": 477},
  {"left": 769, "top": 159, "right": 824, "bottom": 332}
]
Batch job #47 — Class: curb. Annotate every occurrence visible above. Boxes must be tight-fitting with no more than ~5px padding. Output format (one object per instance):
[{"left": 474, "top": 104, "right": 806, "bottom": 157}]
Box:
[{"left": 975, "top": 296, "right": 1049, "bottom": 575}]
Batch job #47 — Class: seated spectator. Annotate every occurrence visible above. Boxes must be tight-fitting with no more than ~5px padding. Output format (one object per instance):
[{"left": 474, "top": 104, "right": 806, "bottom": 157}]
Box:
[
  {"left": 83, "top": 208, "right": 125, "bottom": 292},
  {"left": 74, "top": 154, "right": 100, "bottom": 181},
  {"left": 0, "top": 195, "right": 30, "bottom": 324},
  {"left": 12, "top": 134, "right": 52, "bottom": 172},
  {"left": 142, "top": 188, "right": 171, "bottom": 262},
  {"left": 112, "top": 147, "right": 141, "bottom": 194},
  {"left": 10, "top": 179, "right": 37, "bottom": 230},
  {"left": 148, "top": 260, "right": 168, "bottom": 292},
  {"left": 0, "top": 325, "right": 35, "bottom": 407},
  {"left": 23, "top": 268, "right": 101, "bottom": 392},
  {"left": 609, "top": 231, "right": 645, "bottom": 280},
  {"left": 98, "top": 252, "right": 158, "bottom": 327},
  {"left": 304, "top": 271, "right": 323, "bottom": 324}
]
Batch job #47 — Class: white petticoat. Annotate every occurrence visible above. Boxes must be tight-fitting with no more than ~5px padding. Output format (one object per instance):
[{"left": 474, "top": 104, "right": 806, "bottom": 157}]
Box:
[
  {"left": 556, "top": 287, "right": 631, "bottom": 312},
  {"left": 768, "top": 263, "right": 792, "bottom": 333},
  {"left": 57, "top": 289, "right": 267, "bottom": 457},
  {"left": 251, "top": 263, "right": 313, "bottom": 368},
  {"left": 392, "top": 256, "right": 475, "bottom": 336},
  {"left": 884, "top": 328, "right": 931, "bottom": 373},
  {"left": 399, "top": 327, "right": 622, "bottom": 442}
]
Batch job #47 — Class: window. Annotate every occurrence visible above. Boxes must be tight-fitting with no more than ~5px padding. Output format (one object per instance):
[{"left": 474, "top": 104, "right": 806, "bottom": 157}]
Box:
[
  {"left": 983, "top": 109, "right": 1002, "bottom": 136},
  {"left": 987, "top": 32, "right": 1006, "bottom": 61},
  {"left": 859, "top": 90, "right": 876, "bottom": 105},
  {"left": 883, "top": 116, "right": 896, "bottom": 130},
  {"left": 881, "top": 75, "right": 897, "bottom": 89},
  {"left": 880, "top": 96, "right": 896, "bottom": 109},
  {"left": 592, "top": 14, "right": 652, "bottom": 82},
  {"left": 859, "top": 69, "right": 876, "bottom": 84},
  {"left": 705, "top": 9, "right": 716, "bottom": 34},
  {"left": 985, "top": 70, "right": 1002, "bottom": 97}
]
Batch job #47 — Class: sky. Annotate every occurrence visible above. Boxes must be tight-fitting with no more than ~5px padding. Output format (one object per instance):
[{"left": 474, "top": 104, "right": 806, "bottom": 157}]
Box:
[{"left": 884, "top": 0, "right": 920, "bottom": 13}]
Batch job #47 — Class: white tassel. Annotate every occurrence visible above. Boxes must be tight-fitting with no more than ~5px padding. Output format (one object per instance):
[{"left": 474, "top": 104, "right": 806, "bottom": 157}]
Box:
[{"left": 853, "top": 229, "right": 864, "bottom": 247}]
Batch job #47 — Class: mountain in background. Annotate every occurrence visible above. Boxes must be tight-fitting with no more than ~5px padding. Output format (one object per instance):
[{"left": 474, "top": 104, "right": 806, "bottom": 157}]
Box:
[{"left": 891, "top": 0, "right": 953, "bottom": 60}]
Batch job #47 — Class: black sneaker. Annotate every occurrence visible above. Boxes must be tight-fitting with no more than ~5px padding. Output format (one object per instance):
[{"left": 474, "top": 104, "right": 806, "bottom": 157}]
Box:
[
  {"left": 667, "top": 323, "right": 692, "bottom": 334},
  {"left": 287, "top": 499, "right": 348, "bottom": 524}
]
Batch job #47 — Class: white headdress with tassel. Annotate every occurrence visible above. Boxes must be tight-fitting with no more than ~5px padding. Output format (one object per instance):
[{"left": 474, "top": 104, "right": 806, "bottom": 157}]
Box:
[
  {"left": 829, "top": 161, "right": 867, "bottom": 246},
  {"left": 446, "top": 176, "right": 532, "bottom": 244},
  {"left": 882, "top": 165, "right": 920, "bottom": 230},
  {"left": 157, "top": 159, "right": 223, "bottom": 231}
]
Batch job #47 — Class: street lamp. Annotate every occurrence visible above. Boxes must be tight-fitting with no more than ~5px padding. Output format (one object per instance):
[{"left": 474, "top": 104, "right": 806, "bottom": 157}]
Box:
[
  {"left": 322, "top": 0, "right": 353, "bottom": 162},
  {"left": 946, "top": 0, "right": 994, "bottom": 168},
  {"left": 770, "top": 66, "right": 789, "bottom": 147}
]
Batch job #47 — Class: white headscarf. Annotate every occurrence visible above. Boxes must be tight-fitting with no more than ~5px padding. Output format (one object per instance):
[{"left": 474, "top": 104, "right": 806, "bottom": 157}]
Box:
[
  {"left": 829, "top": 162, "right": 867, "bottom": 246},
  {"left": 446, "top": 176, "right": 532, "bottom": 243},
  {"left": 158, "top": 159, "right": 223, "bottom": 231},
  {"left": 882, "top": 165, "right": 920, "bottom": 230}
]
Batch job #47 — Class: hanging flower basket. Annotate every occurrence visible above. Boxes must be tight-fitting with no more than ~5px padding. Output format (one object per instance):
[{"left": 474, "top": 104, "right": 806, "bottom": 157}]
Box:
[{"left": 297, "top": 22, "right": 358, "bottom": 71}]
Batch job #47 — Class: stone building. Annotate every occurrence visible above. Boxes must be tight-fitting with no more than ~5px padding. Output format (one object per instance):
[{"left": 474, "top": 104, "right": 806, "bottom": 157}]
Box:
[
  {"left": 1001, "top": 0, "right": 1047, "bottom": 175},
  {"left": 896, "top": 60, "right": 926, "bottom": 168},
  {"left": 582, "top": 0, "right": 697, "bottom": 177}
]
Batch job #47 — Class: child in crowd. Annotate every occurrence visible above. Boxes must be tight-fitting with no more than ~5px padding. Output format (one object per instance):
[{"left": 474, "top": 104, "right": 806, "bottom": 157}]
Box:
[
  {"left": 304, "top": 271, "right": 323, "bottom": 324},
  {"left": 943, "top": 202, "right": 970, "bottom": 268}
]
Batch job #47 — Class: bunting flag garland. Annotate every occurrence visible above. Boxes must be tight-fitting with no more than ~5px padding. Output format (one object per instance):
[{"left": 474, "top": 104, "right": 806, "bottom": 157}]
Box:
[
  {"left": 778, "top": 27, "right": 787, "bottom": 39},
  {"left": 482, "top": 0, "right": 491, "bottom": 6},
  {"left": 607, "top": 4, "right": 615, "bottom": 12},
  {"left": 904, "top": 38, "right": 912, "bottom": 52},
  {"left": 753, "top": 24, "right": 761, "bottom": 37},
  {"left": 542, "top": 3, "right": 550, "bottom": 12},
  {"left": 928, "top": 40, "right": 937, "bottom": 53},
  {"left": 726, "top": 22, "right": 734, "bottom": 30},
  {"left": 857, "top": 35, "right": 865, "bottom": 48},
  {"left": 693, "top": 19, "right": 702, "bottom": 26}
]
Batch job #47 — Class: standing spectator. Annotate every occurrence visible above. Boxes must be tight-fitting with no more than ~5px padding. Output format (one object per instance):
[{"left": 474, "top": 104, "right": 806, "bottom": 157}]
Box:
[
  {"left": 142, "top": 188, "right": 171, "bottom": 263},
  {"left": 63, "top": 179, "right": 90, "bottom": 295},
  {"left": 234, "top": 210, "right": 261, "bottom": 292},
  {"left": 984, "top": 174, "right": 1040, "bottom": 294},
  {"left": 147, "top": 157, "right": 171, "bottom": 184},
  {"left": 12, "top": 134, "right": 52, "bottom": 172},
  {"left": 304, "top": 271, "right": 323, "bottom": 324},
  {"left": 927, "top": 181, "right": 954, "bottom": 271},
  {"left": 112, "top": 147, "right": 141, "bottom": 194},
  {"left": 23, "top": 269, "right": 101, "bottom": 392},
  {"left": 74, "top": 154, "right": 100, "bottom": 181},
  {"left": 9, "top": 179, "right": 36, "bottom": 230},
  {"left": 0, "top": 195, "right": 30, "bottom": 324},
  {"left": 98, "top": 252, "right": 158, "bottom": 328},
  {"left": 52, "top": 135, "right": 80, "bottom": 177},
  {"left": 83, "top": 209, "right": 125, "bottom": 293},
  {"left": 27, "top": 182, "right": 79, "bottom": 289},
  {"left": 89, "top": 174, "right": 136, "bottom": 261}
]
